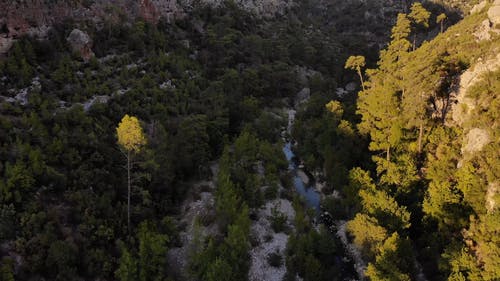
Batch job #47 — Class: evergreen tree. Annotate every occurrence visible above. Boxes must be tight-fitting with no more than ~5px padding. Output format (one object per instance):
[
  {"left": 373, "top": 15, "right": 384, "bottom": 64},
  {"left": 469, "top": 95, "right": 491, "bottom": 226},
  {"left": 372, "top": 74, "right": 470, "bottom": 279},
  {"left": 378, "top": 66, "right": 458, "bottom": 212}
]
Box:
[{"left": 345, "top": 55, "right": 366, "bottom": 90}]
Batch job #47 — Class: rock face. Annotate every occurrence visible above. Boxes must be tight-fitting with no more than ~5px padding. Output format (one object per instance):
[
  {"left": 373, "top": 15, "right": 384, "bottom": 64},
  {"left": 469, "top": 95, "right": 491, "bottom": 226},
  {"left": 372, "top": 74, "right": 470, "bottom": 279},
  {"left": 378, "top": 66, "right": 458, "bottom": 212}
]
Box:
[
  {"left": 488, "top": 0, "right": 500, "bottom": 27},
  {"left": 0, "top": 0, "right": 293, "bottom": 54},
  {"left": 67, "top": 29, "right": 94, "bottom": 61},
  {"left": 486, "top": 181, "right": 499, "bottom": 213},
  {"left": 182, "top": 0, "right": 293, "bottom": 17},
  {"left": 470, "top": 1, "right": 488, "bottom": 14},
  {"left": 462, "top": 128, "right": 491, "bottom": 154},
  {"left": 452, "top": 53, "right": 500, "bottom": 126}
]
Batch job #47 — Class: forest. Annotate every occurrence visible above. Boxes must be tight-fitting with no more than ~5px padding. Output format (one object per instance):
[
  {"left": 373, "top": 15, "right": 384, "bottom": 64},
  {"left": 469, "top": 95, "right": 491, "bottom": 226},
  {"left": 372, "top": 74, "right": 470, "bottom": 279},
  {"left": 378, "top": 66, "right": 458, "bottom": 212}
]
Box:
[{"left": 0, "top": 0, "right": 498, "bottom": 281}]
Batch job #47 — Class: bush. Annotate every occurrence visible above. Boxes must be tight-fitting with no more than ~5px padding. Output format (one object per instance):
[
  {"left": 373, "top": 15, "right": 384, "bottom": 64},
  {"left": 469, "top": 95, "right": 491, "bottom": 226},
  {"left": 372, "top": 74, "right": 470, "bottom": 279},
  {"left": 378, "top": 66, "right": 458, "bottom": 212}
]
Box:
[
  {"left": 264, "top": 184, "right": 279, "bottom": 201},
  {"left": 270, "top": 204, "right": 288, "bottom": 233},
  {"left": 267, "top": 250, "right": 283, "bottom": 267}
]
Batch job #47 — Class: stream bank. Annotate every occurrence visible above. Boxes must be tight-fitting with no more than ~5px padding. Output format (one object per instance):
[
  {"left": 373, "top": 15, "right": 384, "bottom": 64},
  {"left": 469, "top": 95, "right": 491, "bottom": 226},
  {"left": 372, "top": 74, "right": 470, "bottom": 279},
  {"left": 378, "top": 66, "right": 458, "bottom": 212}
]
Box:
[{"left": 284, "top": 105, "right": 364, "bottom": 281}]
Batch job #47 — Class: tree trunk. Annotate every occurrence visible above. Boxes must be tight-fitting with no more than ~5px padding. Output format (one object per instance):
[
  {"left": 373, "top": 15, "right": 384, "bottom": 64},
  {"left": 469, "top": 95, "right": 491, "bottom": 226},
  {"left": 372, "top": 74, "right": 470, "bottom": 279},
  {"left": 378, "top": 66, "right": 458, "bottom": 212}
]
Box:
[
  {"left": 418, "top": 122, "right": 424, "bottom": 154},
  {"left": 127, "top": 151, "right": 131, "bottom": 235},
  {"left": 357, "top": 69, "right": 366, "bottom": 91},
  {"left": 386, "top": 145, "right": 390, "bottom": 162},
  {"left": 440, "top": 21, "right": 444, "bottom": 33}
]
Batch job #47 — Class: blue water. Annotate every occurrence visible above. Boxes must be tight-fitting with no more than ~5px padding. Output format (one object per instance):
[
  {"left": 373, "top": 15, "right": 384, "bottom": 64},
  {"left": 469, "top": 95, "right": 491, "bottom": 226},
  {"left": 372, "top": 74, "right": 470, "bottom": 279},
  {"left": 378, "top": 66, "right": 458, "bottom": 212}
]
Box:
[{"left": 282, "top": 142, "right": 321, "bottom": 210}]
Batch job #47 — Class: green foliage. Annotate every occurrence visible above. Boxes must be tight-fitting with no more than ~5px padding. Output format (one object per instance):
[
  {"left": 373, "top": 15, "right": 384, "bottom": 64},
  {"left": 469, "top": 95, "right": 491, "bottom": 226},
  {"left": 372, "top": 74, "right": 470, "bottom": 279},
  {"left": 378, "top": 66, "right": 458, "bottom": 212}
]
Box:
[
  {"left": 270, "top": 203, "right": 288, "bottom": 233},
  {"left": 0, "top": 258, "right": 15, "bottom": 281},
  {"left": 409, "top": 3, "right": 431, "bottom": 28},
  {"left": 215, "top": 171, "right": 241, "bottom": 232},
  {"left": 347, "top": 213, "right": 388, "bottom": 260},
  {"left": 365, "top": 233, "right": 414, "bottom": 281},
  {"left": 0, "top": 204, "right": 16, "bottom": 240},
  {"left": 116, "top": 221, "right": 169, "bottom": 281},
  {"left": 359, "top": 188, "right": 411, "bottom": 231},
  {"left": 205, "top": 258, "right": 233, "bottom": 281},
  {"left": 352, "top": 5, "right": 500, "bottom": 281},
  {"left": 46, "top": 240, "right": 79, "bottom": 280},
  {"left": 1, "top": 0, "right": 495, "bottom": 280},
  {"left": 116, "top": 246, "right": 138, "bottom": 281}
]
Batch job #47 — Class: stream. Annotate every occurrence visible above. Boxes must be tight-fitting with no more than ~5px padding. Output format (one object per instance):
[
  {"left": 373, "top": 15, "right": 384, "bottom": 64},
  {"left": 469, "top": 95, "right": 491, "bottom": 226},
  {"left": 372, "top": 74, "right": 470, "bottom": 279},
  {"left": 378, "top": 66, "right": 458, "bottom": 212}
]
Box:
[
  {"left": 282, "top": 108, "right": 321, "bottom": 211},
  {"left": 282, "top": 106, "right": 427, "bottom": 281},
  {"left": 283, "top": 107, "right": 362, "bottom": 281},
  {"left": 282, "top": 142, "right": 321, "bottom": 211}
]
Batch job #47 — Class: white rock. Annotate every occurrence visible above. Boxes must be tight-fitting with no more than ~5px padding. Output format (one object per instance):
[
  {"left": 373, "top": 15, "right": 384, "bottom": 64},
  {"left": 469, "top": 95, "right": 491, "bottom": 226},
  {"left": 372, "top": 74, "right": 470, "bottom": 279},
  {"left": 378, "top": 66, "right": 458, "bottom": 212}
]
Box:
[
  {"left": 67, "top": 29, "right": 94, "bottom": 60},
  {"left": 488, "top": 0, "right": 500, "bottom": 27},
  {"left": 297, "top": 169, "right": 310, "bottom": 185},
  {"left": 473, "top": 19, "right": 492, "bottom": 41},
  {"left": 452, "top": 53, "right": 500, "bottom": 125},
  {"left": 471, "top": 1, "right": 488, "bottom": 14},
  {"left": 486, "top": 181, "right": 499, "bottom": 212},
  {"left": 462, "top": 128, "right": 491, "bottom": 154}
]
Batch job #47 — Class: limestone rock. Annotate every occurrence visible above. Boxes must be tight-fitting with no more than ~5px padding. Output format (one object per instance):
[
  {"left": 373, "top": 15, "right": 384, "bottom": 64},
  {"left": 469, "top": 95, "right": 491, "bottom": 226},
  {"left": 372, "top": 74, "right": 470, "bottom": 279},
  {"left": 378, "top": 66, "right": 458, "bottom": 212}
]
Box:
[
  {"left": 152, "top": 0, "right": 186, "bottom": 22},
  {"left": 67, "top": 29, "right": 94, "bottom": 61},
  {"left": 486, "top": 181, "right": 499, "bottom": 213},
  {"left": 470, "top": 1, "right": 488, "bottom": 14},
  {"left": 462, "top": 128, "right": 491, "bottom": 154},
  {"left": 488, "top": 0, "right": 500, "bottom": 27},
  {"left": 474, "top": 19, "right": 492, "bottom": 41},
  {"left": 451, "top": 53, "right": 500, "bottom": 125},
  {"left": 181, "top": 0, "right": 293, "bottom": 17},
  {"left": 296, "top": 87, "right": 310, "bottom": 105}
]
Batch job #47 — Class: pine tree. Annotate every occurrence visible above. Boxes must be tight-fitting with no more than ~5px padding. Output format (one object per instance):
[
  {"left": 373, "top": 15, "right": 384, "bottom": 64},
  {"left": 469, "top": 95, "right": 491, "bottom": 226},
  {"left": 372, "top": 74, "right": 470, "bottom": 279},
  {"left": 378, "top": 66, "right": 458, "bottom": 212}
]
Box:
[
  {"left": 345, "top": 55, "right": 366, "bottom": 90},
  {"left": 409, "top": 2, "right": 431, "bottom": 50},
  {"left": 436, "top": 13, "right": 447, "bottom": 33}
]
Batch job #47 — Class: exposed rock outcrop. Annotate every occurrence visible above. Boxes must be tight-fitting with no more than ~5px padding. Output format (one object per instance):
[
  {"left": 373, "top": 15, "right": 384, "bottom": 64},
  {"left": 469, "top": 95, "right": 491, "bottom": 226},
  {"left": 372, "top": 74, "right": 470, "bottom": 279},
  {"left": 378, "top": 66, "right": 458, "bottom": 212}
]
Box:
[
  {"left": 181, "top": 0, "right": 293, "bottom": 17},
  {"left": 462, "top": 128, "right": 491, "bottom": 154},
  {"left": 471, "top": 1, "right": 488, "bottom": 14},
  {"left": 451, "top": 53, "right": 500, "bottom": 126},
  {"left": 474, "top": 19, "right": 493, "bottom": 41},
  {"left": 486, "top": 181, "right": 499, "bottom": 212},
  {"left": 473, "top": 1, "right": 500, "bottom": 41},
  {"left": 0, "top": 0, "right": 294, "bottom": 54},
  {"left": 67, "top": 29, "right": 94, "bottom": 61},
  {"left": 488, "top": 0, "right": 500, "bottom": 27}
]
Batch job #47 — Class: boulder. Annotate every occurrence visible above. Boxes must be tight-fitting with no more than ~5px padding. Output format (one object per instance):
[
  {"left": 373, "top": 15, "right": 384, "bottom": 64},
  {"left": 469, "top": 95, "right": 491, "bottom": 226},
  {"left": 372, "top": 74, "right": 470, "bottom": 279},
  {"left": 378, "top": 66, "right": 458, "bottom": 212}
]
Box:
[
  {"left": 67, "top": 29, "right": 94, "bottom": 61},
  {"left": 296, "top": 87, "right": 310, "bottom": 104}
]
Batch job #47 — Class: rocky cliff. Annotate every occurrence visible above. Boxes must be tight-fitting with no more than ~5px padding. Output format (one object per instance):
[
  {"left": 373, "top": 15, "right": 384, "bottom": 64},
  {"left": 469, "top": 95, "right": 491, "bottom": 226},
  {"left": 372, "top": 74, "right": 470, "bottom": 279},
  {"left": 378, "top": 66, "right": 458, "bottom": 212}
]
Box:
[
  {"left": 0, "top": 0, "right": 297, "bottom": 54},
  {"left": 0, "top": 0, "right": 478, "bottom": 56}
]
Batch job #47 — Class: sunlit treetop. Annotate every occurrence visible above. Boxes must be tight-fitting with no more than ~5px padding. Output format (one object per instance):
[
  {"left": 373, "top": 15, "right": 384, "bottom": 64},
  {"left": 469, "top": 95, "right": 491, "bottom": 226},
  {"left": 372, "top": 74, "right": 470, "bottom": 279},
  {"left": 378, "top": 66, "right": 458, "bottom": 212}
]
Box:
[{"left": 116, "top": 114, "right": 147, "bottom": 153}]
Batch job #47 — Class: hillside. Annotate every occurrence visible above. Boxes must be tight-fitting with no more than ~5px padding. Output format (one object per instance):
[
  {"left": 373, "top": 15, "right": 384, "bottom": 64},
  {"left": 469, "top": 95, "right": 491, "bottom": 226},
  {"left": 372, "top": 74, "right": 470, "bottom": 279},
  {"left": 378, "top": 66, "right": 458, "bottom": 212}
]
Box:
[
  {"left": 293, "top": 0, "right": 499, "bottom": 280},
  {"left": 0, "top": 0, "right": 499, "bottom": 281}
]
